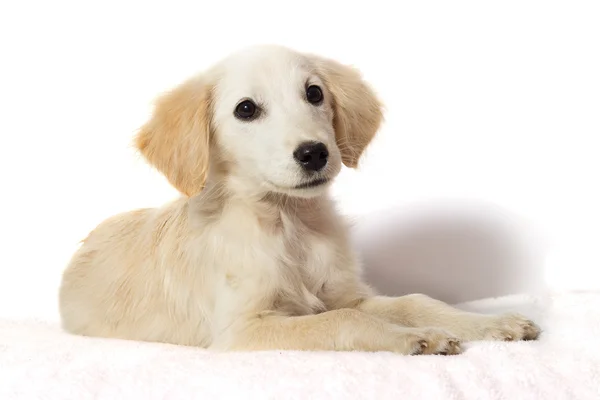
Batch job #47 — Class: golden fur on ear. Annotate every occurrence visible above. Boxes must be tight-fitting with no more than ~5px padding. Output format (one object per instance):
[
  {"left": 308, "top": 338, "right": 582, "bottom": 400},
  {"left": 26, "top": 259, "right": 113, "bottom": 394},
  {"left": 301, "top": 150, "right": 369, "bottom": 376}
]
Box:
[
  {"left": 314, "top": 57, "right": 384, "bottom": 168},
  {"left": 135, "top": 77, "right": 213, "bottom": 197}
]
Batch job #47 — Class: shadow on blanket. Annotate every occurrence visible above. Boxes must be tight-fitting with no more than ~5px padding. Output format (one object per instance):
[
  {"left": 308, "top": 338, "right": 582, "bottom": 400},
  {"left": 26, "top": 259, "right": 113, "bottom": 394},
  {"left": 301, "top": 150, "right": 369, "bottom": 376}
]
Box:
[{"left": 352, "top": 200, "right": 546, "bottom": 304}]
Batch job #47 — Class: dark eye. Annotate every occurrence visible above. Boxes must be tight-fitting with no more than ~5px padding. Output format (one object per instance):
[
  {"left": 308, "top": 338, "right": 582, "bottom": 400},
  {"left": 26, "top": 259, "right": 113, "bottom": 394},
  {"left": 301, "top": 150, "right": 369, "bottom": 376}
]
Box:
[
  {"left": 234, "top": 100, "right": 258, "bottom": 120},
  {"left": 306, "top": 85, "right": 323, "bottom": 105}
]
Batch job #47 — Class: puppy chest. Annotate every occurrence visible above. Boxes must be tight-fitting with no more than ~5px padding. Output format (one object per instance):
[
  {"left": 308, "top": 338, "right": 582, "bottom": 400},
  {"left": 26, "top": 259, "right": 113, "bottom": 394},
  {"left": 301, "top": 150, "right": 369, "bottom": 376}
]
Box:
[
  {"left": 276, "top": 237, "right": 338, "bottom": 315},
  {"left": 208, "top": 211, "right": 337, "bottom": 314}
]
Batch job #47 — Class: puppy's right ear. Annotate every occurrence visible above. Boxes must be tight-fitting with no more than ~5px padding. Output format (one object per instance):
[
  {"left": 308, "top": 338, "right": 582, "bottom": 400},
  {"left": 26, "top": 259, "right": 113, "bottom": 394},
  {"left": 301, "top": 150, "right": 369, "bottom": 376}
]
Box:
[{"left": 135, "top": 76, "right": 213, "bottom": 197}]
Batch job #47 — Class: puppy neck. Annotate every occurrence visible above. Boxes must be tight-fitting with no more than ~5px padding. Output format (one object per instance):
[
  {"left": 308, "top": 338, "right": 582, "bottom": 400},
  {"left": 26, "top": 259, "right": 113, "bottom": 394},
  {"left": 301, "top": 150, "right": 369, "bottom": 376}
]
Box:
[{"left": 188, "top": 169, "right": 331, "bottom": 232}]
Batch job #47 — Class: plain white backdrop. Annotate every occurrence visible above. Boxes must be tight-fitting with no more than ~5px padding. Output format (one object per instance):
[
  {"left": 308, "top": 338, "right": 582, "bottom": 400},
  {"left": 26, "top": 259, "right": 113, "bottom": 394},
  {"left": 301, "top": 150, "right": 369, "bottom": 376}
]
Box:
[{"left": 0, "top": 1, "right": 598, "bottom": 319}]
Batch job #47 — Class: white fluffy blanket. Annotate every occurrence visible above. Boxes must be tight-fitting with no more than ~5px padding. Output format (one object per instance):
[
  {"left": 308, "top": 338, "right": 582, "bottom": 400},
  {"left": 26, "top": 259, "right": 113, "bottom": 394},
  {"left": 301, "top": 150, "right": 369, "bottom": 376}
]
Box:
[{"left": 1, "top": 291, "right": 599, "bottom": 399}]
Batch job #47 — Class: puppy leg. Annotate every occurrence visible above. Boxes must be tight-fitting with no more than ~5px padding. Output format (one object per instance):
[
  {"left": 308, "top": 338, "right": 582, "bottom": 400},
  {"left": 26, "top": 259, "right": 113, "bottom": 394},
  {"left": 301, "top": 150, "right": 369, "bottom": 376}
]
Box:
[
  {"left": 210, "top": 309, "right": 461, "bottom": 355},
  {"left": 356, "top": 294, "right": 541, "bottom": 342}
]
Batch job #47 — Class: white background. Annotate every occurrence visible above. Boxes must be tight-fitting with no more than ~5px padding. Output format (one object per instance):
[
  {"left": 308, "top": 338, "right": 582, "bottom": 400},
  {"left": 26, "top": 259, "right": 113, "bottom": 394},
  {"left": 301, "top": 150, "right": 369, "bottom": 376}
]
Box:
[{"left": 0, "top": 1, "right": 598, "bottom": 319}]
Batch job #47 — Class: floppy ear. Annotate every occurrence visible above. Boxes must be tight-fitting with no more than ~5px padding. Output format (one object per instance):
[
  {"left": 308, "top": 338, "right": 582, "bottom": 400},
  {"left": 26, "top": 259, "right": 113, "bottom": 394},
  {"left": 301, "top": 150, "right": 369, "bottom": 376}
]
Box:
[
  {"left": 135, "top": 76, "right": 213, "bottom": 197},
  {"left": 314, "top": 57, "right": 384, "bottom": 168}
]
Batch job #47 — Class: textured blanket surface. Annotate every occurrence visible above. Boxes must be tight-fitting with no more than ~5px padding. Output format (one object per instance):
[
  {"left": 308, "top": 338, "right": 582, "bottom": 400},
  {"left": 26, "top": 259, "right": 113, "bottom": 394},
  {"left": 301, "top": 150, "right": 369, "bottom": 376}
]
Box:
[{"left": 1, "top": 291, "right": 599, "bottom": 400}]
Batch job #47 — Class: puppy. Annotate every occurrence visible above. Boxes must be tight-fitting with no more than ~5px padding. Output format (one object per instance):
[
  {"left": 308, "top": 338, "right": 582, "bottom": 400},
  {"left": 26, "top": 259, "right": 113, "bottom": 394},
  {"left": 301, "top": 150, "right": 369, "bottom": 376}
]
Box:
[{"left": 59, "top": 45, "right": 540, "bottom": 354}]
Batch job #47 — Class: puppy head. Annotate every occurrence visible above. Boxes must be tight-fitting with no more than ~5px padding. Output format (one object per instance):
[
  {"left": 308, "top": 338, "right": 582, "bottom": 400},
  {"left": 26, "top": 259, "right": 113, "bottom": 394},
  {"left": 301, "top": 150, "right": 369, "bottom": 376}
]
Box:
[{"left": 136, "top": 45, "right": 384, "bottom": 198}]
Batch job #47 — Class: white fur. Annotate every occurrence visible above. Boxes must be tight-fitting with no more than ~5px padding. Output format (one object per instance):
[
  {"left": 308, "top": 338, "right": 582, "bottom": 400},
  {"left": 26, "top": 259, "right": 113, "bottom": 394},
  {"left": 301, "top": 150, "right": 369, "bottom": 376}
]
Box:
[{"left": 214, "top": 46, "right": 342, "bottom": 195}]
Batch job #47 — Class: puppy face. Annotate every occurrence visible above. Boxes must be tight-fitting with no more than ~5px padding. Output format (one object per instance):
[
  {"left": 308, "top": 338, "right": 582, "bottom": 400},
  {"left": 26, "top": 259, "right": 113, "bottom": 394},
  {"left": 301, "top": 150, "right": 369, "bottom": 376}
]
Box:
[
  {"left": 212, "top": 46, "right": 342, "bottom": 197},
  {"left": 136, "top": 45, "right": 384, "bottom": 198}
]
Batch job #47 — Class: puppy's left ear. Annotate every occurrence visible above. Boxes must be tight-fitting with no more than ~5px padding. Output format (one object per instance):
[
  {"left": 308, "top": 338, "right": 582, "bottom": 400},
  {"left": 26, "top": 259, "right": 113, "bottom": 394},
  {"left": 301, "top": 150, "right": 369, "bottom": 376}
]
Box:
[
  {"left": 135, "top": 76, "right": 213, "bottom": 197},
  {"left": 313, "top": 56, "right": 384, "bottom": 168}
]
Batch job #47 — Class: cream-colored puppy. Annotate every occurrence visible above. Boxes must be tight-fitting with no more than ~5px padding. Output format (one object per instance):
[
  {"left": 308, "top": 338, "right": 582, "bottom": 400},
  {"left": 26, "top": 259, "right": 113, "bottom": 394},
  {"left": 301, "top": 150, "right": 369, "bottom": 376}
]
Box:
[{"left": 59, "top": 45, "right": 540, "bottom": 354}]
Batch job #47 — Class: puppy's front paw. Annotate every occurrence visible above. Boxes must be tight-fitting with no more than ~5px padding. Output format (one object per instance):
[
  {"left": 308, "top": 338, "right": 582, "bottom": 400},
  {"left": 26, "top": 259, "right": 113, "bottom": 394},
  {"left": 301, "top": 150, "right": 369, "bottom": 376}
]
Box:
[
  {"left": 481, "top": 313, "right": 541, "bottom": 341},
  {"left": 405, "top": 328, "right": 462, "bottom": 356}
]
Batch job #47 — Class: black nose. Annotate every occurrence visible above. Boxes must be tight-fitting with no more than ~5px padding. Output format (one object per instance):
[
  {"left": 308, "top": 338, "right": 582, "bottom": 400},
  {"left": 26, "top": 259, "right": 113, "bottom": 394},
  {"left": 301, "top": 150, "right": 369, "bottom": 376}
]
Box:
[{"left": 293, "top": 142, "right": 329, "bottom": 172}]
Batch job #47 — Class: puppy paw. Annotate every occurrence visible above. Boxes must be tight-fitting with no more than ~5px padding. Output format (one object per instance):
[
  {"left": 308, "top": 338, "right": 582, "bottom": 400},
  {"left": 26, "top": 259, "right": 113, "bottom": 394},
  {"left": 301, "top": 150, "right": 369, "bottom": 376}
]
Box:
[
  {"left": 481, "top": 313, "right": 541, "bottom": 341},
  {"left": 406, "top": 328, "right": 462, "bottom": 356}
]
